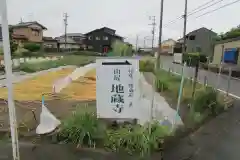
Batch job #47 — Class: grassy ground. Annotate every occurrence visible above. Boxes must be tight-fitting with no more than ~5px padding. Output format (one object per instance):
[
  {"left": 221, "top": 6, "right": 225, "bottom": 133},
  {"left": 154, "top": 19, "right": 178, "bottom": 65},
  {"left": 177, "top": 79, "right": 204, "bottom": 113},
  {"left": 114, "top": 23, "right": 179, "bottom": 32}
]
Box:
[
  {"left": 19, "top": 55, "right": 96, "bottom": 73},
  {"left": 155, "top": 69, "right": 203, "bottom": 103}
]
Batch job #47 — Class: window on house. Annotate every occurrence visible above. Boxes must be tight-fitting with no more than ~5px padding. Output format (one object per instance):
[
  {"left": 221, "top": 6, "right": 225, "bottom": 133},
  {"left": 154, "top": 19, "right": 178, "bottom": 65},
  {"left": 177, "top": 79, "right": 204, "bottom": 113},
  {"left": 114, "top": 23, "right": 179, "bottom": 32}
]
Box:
[
  {"left": 196, "top": 46, "right": 202, "bottom": 52},
  {"left": 88, "top": 36, "right": 92, "bottom": 40},
  {"left": 189, "top": 35, "right": 196, "bottom": 40},
  {"left": 88, "top": 45, "right": 93, "bottom": 49},
  {"left": 32, "top": 30, "right": 40, "bottom": 36},
  {"left": 96, "top": 36, "right": 100, "bottom": 40},
  {"left": 103, "top": 36, "right": 109, "bottom": 40}
]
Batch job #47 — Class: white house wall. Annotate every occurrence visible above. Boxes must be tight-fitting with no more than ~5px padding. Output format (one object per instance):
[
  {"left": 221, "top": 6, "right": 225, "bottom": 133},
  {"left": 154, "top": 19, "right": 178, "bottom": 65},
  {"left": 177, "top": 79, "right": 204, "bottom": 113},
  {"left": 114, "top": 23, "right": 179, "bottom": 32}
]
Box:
[
  {"left": 59, "top": 44, "right": 80, "bottom": 49},
  {"left": 161, "top": 39, "right": 176, "bottom": 54}
]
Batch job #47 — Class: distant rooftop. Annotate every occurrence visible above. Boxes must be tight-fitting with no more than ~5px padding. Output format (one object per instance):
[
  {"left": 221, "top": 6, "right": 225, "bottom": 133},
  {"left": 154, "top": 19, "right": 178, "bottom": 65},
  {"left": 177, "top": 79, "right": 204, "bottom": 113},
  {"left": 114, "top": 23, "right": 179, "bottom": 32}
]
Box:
[
  {"left": 85, "top": 27, "right": 123, "bottom": 39},
  {"left": 62, "top": 33, "right": 86, "bottom": 37},
  {"left": 43, "top": 36, "right": 57, "bottom": 41},
  {"left": 11, "top": 21, "right": 47, "bottom": 30}
]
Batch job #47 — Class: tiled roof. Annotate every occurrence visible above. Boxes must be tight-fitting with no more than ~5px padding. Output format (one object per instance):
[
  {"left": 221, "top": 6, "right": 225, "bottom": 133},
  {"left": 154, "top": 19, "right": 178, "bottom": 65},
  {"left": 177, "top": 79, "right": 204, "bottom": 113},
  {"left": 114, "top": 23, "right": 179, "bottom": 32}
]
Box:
[
  {"left": 43, "top": 36, "right": 57, "bottom": 41},
  {"left": 12, "top": 21, "right": 47, "bottom": 30},
  {"left": 85, "top": 27, "right": 123, "bottom": 38},
  {"left": 186, "top": 27, "right": 217, "bottom": 36}
]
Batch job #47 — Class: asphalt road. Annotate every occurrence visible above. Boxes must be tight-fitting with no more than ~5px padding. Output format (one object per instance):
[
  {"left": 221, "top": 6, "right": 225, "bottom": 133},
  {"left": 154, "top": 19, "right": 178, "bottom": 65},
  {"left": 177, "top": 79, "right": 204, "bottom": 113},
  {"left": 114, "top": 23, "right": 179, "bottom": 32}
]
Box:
[
  {"left": 160, "top": 56, "right": 240, "bottom": 99},
  {"left": 164, "top": 100, "right": 240, "bottom": 160}
]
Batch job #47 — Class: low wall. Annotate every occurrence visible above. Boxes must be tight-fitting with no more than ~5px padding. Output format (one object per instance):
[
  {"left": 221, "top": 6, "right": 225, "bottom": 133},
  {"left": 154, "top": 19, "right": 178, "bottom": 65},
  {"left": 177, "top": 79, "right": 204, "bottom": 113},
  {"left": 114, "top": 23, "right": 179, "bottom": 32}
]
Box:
[{"left": 0, "top": 56, "right": 64, "bottom": 67}]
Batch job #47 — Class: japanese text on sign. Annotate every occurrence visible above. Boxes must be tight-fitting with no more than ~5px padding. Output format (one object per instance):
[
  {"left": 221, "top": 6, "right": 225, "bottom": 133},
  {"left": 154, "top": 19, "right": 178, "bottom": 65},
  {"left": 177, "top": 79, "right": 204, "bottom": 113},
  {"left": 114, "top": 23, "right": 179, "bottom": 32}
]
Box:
[
  {"left": 128, "top": 67, "right": 134, "bottom": 107},
  {"left": 111, "top": 68, "right": 125, "bottom": 113}
]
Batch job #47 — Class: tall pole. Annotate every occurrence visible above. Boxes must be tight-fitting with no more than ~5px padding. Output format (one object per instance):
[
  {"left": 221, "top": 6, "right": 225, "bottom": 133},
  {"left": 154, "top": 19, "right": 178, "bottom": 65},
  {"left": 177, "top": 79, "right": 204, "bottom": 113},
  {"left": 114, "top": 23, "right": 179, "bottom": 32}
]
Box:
[
  {"left": 149, "top": 16, "right": 156, "bottom": 51},
  {"left": 149, "top": 16, "right": 156, "bottom": 134},
  {"left": 0, "top": 0, "right": 20, "bottom": 160},
  {"left": 63, "top": 13, "right": 68, "bottom": 51},
  {"left": 136, "top": 34, "right": 139, "bottom": 52},
  {"left": 182, "top": 0, "right": 188, "bottom": 54},
  {"left": 156, "top": 0, "right": 164, "bottom": 70},
  {"left": 144, "top": 37, "right": 146, "bottom": 48}
]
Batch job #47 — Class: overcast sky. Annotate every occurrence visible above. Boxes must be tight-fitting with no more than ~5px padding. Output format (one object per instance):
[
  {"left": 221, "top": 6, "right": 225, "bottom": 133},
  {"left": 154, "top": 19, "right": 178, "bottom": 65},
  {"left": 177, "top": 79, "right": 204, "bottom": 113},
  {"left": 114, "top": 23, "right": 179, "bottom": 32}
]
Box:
[{"left": 2, "top": 0, "right": 240, "bottom": 47}]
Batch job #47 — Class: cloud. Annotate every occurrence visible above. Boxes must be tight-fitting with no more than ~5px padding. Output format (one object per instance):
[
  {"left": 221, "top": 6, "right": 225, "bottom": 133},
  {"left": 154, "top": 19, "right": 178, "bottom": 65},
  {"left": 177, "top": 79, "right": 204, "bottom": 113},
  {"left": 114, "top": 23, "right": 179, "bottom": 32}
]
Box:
[{"left": 2, "top": 0, "right": 240, "bottom": 45}]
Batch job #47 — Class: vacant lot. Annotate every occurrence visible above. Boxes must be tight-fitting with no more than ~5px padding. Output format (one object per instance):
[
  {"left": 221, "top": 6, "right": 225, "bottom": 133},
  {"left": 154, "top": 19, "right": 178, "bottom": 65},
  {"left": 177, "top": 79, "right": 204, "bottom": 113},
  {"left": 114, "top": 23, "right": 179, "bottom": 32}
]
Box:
[{"left": 19, "top": 55, "right": 96, "bottom": 73}]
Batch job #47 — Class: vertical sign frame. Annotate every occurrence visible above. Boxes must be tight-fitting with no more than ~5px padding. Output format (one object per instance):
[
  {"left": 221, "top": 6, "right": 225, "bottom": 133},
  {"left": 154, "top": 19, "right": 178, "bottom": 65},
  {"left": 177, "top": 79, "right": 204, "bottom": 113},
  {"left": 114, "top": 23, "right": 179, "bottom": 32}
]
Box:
[{"left": 96, "top": 57, "right": 139, "bottom": 119}]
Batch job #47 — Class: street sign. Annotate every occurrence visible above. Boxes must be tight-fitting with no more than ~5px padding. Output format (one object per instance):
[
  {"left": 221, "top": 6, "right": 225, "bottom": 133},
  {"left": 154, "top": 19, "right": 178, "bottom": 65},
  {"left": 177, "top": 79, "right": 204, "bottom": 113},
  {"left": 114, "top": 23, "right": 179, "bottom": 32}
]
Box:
[{"left": 96, "top": 57, "right": 139, "bottom": 119}]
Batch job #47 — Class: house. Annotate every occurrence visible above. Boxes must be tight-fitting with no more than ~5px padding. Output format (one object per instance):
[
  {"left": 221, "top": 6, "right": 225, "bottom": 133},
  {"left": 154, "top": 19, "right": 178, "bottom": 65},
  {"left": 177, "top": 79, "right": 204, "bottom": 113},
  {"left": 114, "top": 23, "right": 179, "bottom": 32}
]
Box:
[
  {"left": 160, "top": 39, "right": 176, "bottom": 55},
  {"left": 179, "top": 27, "right": 217, "bottom": 56},
  {"left": 55, "top": 36, "right": 80, "bottom": 52},
  {"left": 11, "top": 21, "right": 47, "bottom": 45},
  {"left": 59, "top": 33, "right": 86, "bottom": 49},
  {"left": 212, "top": 37, "right": 240, "bottom": 65},
  {"left": 84, "top": 27, "right": 123, "bottom": 53},
  {"left": 43, "top": 37, "right": 58, "bottom": 52}
]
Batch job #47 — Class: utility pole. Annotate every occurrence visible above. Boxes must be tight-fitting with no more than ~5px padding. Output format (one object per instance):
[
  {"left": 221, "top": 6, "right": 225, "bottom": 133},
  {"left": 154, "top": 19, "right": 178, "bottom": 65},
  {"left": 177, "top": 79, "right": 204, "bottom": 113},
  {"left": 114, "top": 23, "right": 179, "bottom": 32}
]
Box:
[
  {"left": 135, "top": 34, "right": 139, "bottom": 52},
  {"left": 0, "top": 0, "right": 20, "bottom": 160},
  {"left": 149, "top": 16, "right": 156, "bottom": 134},
  {"left": 20, "top": 17, "right": 23, "bottom": 23},
  {"left": 63, "top": 13, "right": 69, "bottom": 51},
  {"left": 156, "top": 0, "right": 164, "bottom": 70},
  {"left": 182, "top": 0, "right": 188, "bottom": 54},
  {"left": 144, "top": 37, "right": 146, "bottom": 48},
  {"left": 149, "top": 16, "right": 156, "bottom": 51}
]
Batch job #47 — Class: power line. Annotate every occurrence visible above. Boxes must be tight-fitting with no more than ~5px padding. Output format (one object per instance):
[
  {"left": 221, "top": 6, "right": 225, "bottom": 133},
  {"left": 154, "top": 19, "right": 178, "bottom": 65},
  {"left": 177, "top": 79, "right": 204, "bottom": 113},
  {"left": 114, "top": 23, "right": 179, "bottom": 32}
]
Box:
[
  {"left": 188, "top": 0, "right": 218, "bottom": 14},
  {"left": 163, "top": 0, "right": 225, "bottom": 27},
  {"left": 195, "top": 0, "right": 240, "bottom": 18},
  {"left": 188, "top": 0, "right": 224, "bottom": 16}
]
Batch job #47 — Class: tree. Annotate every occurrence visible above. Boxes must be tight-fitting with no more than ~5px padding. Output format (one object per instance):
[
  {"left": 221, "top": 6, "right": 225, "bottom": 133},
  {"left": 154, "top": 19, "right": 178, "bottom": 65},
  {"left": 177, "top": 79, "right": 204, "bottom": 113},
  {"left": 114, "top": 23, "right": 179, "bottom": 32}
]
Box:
[
  {"left": 9, "top": 27, "right": 18, "bottom": 55},
  {"left": 217, "top": 25, "right": 240, "bottom": 41},
  {"left": 111, "top": 40, "right": 133, "bottom": 56}
]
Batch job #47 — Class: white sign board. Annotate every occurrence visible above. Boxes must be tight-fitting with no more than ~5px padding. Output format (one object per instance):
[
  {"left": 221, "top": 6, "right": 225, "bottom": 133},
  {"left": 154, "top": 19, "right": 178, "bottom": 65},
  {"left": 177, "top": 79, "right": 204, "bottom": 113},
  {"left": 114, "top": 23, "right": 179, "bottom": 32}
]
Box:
[
  {"left": 173, "top": 53, "right": 182, "bottom": 64},
  {"left": 96, "top": 58, "right": 139, "bottom": 119}
]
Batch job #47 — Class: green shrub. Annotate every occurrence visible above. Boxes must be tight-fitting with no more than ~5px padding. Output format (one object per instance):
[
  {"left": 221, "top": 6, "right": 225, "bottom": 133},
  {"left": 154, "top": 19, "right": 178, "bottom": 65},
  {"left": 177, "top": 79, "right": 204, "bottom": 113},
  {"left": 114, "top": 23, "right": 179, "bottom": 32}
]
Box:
[
  {"left": 73, "top": 51, "right": 101, "bottom": 56},
  {"left": 58, "top": 111, "right": 106, "bottom": 147},
  {"left": 104, "top": 122, "right": 170, "bottom": 157},
  {"left": 182, "top": 53, "right": 199, "bottom": 66},
  {"left": 19, "top": 55, "right": 95, "bottom": 72},
  {"left": 23, "top": 43, "right": 41, "bottom": 52},
  {"left": 155, "top": 78, "right": 169, "bottom": 92},
  {"left": 139, "top": 60, "right": 154, "bottom": 72},
  {"left": 21, "top": 51, "right": 43, "bottom": 57},
  {"left": 188, "top": 111, "right": 207, "bottom": 125},
  {"left": 0, "top": 48, "right": 3, "bottom": 55},
  {"left": 193, "top": 88, "right": 224, "bottom": 115}
]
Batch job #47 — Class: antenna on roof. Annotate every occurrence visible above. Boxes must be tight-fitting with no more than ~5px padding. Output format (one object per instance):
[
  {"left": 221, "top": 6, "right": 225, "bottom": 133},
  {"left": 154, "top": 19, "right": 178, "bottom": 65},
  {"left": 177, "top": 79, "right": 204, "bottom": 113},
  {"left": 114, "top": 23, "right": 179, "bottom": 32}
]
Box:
[{"left": 20, "top": 17, "right": 23, "bottom": 23}]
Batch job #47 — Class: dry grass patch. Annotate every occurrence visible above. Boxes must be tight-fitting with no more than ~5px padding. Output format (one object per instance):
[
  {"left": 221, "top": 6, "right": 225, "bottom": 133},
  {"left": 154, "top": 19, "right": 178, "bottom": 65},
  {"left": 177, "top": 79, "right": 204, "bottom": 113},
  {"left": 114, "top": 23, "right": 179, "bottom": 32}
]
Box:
[
  {"left": 61, "top": 69, "right": 96, "bottom": 101},
  {"left": 0, "top": 68, "right": 75, "bottom": 101}
]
